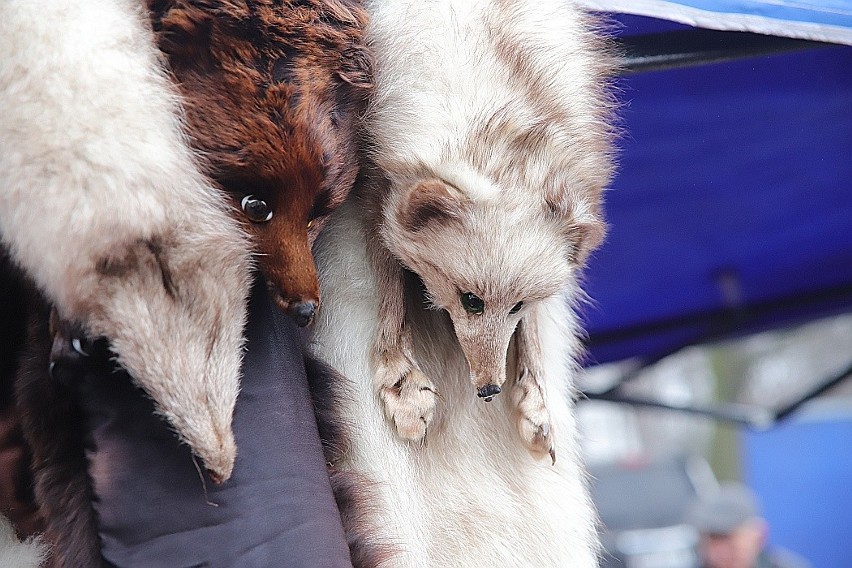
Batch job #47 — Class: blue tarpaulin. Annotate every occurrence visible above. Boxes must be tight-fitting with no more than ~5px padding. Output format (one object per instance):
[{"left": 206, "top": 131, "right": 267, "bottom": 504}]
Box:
[{"left": 575, "top": 4, "right": 852, "bottom": 365}]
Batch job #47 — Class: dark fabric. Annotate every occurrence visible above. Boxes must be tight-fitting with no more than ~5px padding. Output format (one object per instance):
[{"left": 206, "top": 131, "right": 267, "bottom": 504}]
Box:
[{"left": 76, "top": 279, "right": 352, "bottom": 567}]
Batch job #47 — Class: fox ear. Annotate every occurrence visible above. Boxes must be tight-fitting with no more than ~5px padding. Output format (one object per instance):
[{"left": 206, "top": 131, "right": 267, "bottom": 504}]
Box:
[
  {"left": 546, "top": 193, "right": 606, "bottom": 266},
  {"left": 569, "top": 217, "right": 606, "bottom": 266},
  {"left": 155, "top": 2, "right": 214, "bottom": 66},
  {"left": 338, "top": 45, "right": 373, "bottom": 93},
  {"left": 401, "top": 180, "right": 467, "bottom": 233}
]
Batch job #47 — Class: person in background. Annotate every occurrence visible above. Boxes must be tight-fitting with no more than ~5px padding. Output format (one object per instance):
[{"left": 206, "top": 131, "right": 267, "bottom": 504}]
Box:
[{"left": 687, "top": 482, "right": 810, "bottom": 568}]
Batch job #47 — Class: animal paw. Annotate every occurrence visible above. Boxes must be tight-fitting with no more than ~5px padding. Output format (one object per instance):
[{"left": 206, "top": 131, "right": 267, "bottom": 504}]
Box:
[
  {"left": 378, "top": 366, "right": 437, "bottom": 443},
  {"left": 512, "top": 370, "right": 556, "bottom": 464}
]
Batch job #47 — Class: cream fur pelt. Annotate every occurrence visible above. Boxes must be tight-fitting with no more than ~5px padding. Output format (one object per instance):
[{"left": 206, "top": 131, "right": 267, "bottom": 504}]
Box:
[
  {"left": 311, "top": 0, "right": 614, "bottom": 566},
  {"left": 0, "top": 0, "right": 252, "bottom": 482},
  {"left": 0, "top": 515, "right": 47, "bottom": 568}
]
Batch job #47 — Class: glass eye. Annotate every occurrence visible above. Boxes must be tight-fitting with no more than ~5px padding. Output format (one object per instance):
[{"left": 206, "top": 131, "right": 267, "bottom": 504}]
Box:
[
  {"left": 509, "top": 301, "right": 523, "bottom": 315},
  {"left": 460, "top": 292, "right": 484, "bottom": 315},
  {"left": 241, "top": 195, "right": 273, "bottom": 223}
]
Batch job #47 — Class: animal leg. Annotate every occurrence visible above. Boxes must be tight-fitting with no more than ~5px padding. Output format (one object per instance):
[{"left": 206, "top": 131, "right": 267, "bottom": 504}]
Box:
[
  {"left": 511, "top": 311, "right": 556, "bottom": 463},
  {"left": 369, "top": 244, "right": 437, "bottom": 442}
]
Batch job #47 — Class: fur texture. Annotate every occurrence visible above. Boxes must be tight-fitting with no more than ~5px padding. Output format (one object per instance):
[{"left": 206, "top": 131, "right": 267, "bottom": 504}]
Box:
[
  {"left": 0, "top": 0, "right": 253, "bottom": 482},
  {"left": 13, "top": 301, "right": 101, "bottom": 568},
  {"left": 149, "top": 0, "right": 371, "bottom": 326},
  {"left": 305, "top": 357, "right": 396, "bottom": 568},
  {"left": 0, "top": 256, "right": 43, "bottom": 543},
  {"left": 310, "top": 0, "right": 615, "bottom": 565},
  {"left": 0, "top": 514, "right": 47, "bottom": 568}
]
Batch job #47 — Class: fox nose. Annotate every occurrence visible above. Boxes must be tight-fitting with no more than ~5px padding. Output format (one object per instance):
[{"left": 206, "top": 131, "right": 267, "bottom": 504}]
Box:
[
  {"left": 288, "top": 300, "right": 317, "bottom": 327},
  {"left": 477, "top": 383, "right": 501, "bottom": 401}
]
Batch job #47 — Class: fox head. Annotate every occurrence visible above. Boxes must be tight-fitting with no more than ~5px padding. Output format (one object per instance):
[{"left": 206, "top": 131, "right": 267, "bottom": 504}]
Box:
[
  {"left": 152, "top": 0, "right": 371, "bottom": 327},
  {"left": 382, "top": 172, "right": 604, "bottom": 398}
]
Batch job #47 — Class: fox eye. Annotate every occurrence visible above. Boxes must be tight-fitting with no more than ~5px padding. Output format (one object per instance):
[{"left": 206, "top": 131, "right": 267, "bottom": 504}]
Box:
[
  {"left": 509, "top": 301, "right": 523, "bottom": 314},
  {"left": 460, "top": 292, "right": 484, "bottom": 315},
  {"left": 241, "top": 195, "right": 273, "bottom": 223}
]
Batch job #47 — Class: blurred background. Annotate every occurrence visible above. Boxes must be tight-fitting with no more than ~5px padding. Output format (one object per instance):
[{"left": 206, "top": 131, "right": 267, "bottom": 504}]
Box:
[{"left": 573, "top": 5, "right": 852, "bottom": 567}]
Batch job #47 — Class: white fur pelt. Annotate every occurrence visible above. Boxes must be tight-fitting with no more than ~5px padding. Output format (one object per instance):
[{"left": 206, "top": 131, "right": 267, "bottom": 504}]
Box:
[
  {"left": 0, "top": 1, "right": 252, "bottom": 481},
  {"left": 314, "top": 204, "right": 601, "bottom": 567},
  {"left": 0, "top": 514, "right": 47, "bottom": 568},
  {"left": 311, "top": 1, "right": 614, "bottom": 566}
]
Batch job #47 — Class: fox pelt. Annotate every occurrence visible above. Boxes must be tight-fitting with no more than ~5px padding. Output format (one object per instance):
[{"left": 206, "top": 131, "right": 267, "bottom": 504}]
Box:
[
  {"left": 0, "top": 513, "right": 46, "bottom": 568},
  {"left": 148, "top": 0, "right": 372, "bottom": 327},
  {"left": 1, "top": 0, "right": 372, "bottom": 565},
  {"left": 0, "top": 0, "right": 252, "bottom": 486},
  {"left": 309, "top": 0, "right": 616, "bottom": 566}
]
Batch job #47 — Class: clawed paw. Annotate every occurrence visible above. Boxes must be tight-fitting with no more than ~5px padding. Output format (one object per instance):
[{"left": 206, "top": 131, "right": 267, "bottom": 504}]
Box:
[
  {"left": 378, "top": 365, "right": 437, "bottom": 443},
  {"left": 517, "top": 414, "right": 556, "bottom": 464},
  {"left": 512, "top": 369, "right": 555, "bottom": 464}
]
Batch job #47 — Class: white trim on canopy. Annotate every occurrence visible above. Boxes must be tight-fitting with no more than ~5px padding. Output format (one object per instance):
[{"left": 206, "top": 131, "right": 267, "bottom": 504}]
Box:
[{"left": 577, "top": 0, "right": 852, "bottom": 45}]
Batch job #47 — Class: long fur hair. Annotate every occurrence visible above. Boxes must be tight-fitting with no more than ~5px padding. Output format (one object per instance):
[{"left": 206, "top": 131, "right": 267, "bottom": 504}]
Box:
[
  {"left": 0, "top": 513, "right": 46, "bottom": 568},
  {"left": 309, "top": 0, "right": 616, "bottom": 565}
]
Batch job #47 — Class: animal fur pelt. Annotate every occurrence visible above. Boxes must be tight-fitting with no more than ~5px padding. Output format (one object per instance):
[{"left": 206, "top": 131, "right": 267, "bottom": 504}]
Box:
[
  {"left": 149, "top": 0, "right": 372, "bottom": 326},
  {"left": 309, "top": 0, "right": 615, "bottom": 565},
  {"left": 3, "top": 0, "right": 371, "bottom": 563},
  {"left": 304, "top": 356, "right": 395, "bottom": 568},
  {"left": 0, "top": 0, "right": 253, "bottom": 483},
  {"left": 0, "top": 513, "right": 46, "bottom": 568},
  {"left": 0, "top": 255, "right": 43, "bottom": 543},
  {"left": 13, "top": 298, "right": 102, "bottom": 568}
]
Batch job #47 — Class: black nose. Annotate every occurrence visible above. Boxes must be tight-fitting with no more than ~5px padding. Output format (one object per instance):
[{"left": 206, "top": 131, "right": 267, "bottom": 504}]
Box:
[
  {"left": 288, "top": 300, "right": 317, "bottom": 327},
  {"left": 477, "top": 384, "right": 501, "bottom": 401}
]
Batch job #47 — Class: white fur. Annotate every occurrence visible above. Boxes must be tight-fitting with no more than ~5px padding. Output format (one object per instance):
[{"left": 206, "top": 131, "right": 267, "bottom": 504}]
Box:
[
  {"left": 362, "top": 0, "right": 613, "bottom": 200},
  {"left": 0, "top": 515, "right": 47, "bottom": 568},
  {"left": 0, "top": 1, "right": 252, "bottom": 481},
  {"left": 310, "top": 0, "right": 613, "bottom": 565},
  {"left": 314, "top": 200, "right": 599, "bottom": 566}
]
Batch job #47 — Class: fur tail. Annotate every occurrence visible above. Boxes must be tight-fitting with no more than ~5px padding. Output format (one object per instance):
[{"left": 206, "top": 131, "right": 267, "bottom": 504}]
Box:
[{"left": 0, "top": 1, "right": 252, "bottom": 481}]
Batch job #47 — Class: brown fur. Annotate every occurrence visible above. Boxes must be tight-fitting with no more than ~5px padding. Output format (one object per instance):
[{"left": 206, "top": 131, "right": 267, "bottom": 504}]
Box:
[
  {"left": 148, "top": 0, "right": 371, "bottom": 324},
  {"left": 0, "top": 255, "right": 44, "bottom": 543},
  {"left": 13, "top": 300, "right": 102, "bottom": 567}
]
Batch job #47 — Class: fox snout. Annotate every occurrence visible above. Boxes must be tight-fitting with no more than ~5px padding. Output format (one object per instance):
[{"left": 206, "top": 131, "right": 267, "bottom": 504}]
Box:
[
  {"left": 477, "top": 383, "right": 502, "bottom": 401},
  {"left": 287, "top": 299, "right": 317, "bottom": 327},
  {"left": 265, "top": 272, "right": 320, "bottom": 327},
  {"left": 455, "top": 328, "right": 514, "bottom": 402},
  {"left": 260, "top": 221, "right": 321, "bottom": 327}
]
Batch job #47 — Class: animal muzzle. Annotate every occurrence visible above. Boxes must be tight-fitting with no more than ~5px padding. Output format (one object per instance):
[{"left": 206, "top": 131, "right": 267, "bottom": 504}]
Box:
[
  {"left": 477, "top": 382, "right": 502, "bottom": 401},
  {"left": 262, "top": 225, "right": 321, "bottom": 326},
  {"left": 287, "top": 299, "right": 317, "bottom": 327},
  {"left": 266, "top": 280, "right": 320, "bottom": 327},
  {"left": 456, "top": 331, "right": 513, "bottom": 402}
]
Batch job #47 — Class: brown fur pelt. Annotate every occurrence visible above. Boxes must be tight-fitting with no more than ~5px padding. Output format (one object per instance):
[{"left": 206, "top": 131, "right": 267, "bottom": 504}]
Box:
[
  {"left": 12, "top": 297, "right": 102, "bottom": 567},
  {"left": 0, "top": 255, "right": 44, "bottom": 543},
  {"left": 304, "top": 356, "right": 395, "bottom": 568},
  {"left": 148, "top": 0, "right": 372, "bottom": 326}
]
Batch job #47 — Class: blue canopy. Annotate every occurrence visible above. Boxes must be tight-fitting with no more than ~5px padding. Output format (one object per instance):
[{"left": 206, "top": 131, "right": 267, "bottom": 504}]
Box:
[
  {"left": 579, "top": 0, "right": 852, "bottom": 44},
  {"left": 576, "top": 4, "right": 852, "bottom": 365}
]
